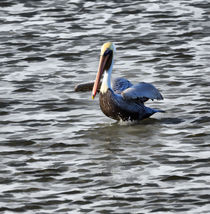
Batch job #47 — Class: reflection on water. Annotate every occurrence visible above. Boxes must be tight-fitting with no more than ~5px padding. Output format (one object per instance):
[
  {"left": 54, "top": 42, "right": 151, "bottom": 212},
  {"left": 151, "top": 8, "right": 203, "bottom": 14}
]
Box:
[{"left": 0, "top": 0, "right": 210, "bottom": 213}]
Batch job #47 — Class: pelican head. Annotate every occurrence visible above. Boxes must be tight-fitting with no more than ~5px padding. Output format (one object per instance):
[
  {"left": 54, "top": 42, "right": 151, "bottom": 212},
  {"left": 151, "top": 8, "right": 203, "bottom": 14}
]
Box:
[{"left": 92, "top": 42, "right": 115, "bottom": 99}]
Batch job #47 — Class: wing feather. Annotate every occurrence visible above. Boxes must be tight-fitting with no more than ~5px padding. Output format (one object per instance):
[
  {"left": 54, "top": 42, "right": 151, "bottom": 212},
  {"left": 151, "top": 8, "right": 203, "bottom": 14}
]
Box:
[
  {"left": 121, "top": 82, "right": 163, "bottom": 102},
  {"left": 112, "top": 77, "right": 133, "bottom": 94}
]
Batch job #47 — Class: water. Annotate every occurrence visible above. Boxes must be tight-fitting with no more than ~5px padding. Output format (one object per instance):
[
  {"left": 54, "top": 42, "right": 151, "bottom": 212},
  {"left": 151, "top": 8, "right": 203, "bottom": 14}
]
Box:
[{"left": 0, "top": 0, "right": 210, "bottom": 213}]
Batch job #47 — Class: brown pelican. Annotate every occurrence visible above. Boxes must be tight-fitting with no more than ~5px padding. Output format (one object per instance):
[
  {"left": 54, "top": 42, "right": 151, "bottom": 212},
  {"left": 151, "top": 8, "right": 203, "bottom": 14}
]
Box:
[{"left": 90, "top": 42, "right": 164, "bottom": 121}]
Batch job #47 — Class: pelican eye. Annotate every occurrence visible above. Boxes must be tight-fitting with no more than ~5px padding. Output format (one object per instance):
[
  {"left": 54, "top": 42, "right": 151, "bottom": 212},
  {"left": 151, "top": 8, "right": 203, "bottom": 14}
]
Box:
[{"left": 104, "top": 49, "right": 113, "bottom": 56}]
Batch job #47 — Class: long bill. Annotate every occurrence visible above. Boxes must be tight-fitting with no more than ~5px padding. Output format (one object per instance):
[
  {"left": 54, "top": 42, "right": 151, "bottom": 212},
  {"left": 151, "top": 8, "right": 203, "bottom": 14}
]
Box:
[{"left": 92, "top": 55, "right": 109, "bottom": 99}]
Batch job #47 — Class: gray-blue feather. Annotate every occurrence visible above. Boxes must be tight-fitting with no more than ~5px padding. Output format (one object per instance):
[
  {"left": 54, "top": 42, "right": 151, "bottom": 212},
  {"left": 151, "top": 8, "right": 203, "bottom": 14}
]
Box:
[
  {"left": 122, "top": 82, "right": 163, "bottom": 102},
  {"left": 112, "top": 77, "right": 133, "bottom": 94},
  {"left": 112, "top": 78, "right": 163, "bottom": 102}
]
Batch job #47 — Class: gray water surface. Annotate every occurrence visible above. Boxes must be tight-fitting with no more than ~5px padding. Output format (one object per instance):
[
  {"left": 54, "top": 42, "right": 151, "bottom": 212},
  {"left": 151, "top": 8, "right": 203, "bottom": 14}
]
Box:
[{"left": 0, "top": 0, "right": 210, "bottom": 213}]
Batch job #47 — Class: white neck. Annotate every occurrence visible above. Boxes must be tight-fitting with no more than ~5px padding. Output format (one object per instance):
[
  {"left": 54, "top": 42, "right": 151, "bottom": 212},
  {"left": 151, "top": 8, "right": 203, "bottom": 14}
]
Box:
[{"left": 100, "top": 59, "right": 113, "bottom": 94}]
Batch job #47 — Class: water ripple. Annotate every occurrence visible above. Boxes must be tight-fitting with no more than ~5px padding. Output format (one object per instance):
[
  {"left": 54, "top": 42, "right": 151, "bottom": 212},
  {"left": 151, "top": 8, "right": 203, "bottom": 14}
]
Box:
[{"left": 0, "top": 0, "right": 210, "bottom": 213}]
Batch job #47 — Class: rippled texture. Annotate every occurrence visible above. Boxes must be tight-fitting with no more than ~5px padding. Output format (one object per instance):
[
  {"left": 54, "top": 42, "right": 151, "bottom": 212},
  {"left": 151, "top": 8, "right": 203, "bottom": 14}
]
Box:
[{"left": 0, "top": 0, "right": 210, "bottom": 213}]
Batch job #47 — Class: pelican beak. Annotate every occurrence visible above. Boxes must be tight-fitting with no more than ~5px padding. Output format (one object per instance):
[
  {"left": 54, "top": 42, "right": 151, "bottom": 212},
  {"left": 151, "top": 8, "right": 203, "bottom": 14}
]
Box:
[{"left": 92, "top": 55, "right": 109, "bottom": 99}]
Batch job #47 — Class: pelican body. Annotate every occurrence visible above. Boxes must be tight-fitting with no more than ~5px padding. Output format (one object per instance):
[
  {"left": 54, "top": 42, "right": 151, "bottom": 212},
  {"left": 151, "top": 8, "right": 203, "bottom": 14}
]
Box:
[{"left": 92, "top": 42, "right": 164, "bottom": 121}]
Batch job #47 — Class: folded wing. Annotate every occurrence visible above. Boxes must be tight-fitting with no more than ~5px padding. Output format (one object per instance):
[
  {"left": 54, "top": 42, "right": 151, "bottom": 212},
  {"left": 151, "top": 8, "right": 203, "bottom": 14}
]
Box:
[{"left": 121, "top": 82, "right": 163, "bottom": 102}]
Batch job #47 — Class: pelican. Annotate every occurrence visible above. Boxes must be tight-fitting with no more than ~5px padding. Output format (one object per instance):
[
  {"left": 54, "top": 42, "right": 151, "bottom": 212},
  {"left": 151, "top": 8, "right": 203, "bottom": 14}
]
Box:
[{"left": 90, "top": 42, "right": 164, "bottom": 121}]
